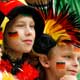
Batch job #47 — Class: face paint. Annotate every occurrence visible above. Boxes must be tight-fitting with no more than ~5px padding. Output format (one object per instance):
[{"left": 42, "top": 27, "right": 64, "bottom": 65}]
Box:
[
  {"left": 56, "top": 62, "right": 65, "bottom": 69},
  {"left": 8, "top": 32, "right": 19, "bottom": 39}
]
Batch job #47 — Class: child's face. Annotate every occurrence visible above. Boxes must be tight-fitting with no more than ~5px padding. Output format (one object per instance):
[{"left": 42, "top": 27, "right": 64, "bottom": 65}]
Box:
[
  {"left": 5, "top": 15, "right": 35, "bottom": 53},
  {"left": 47, "top": 43, "right": 80, "bottom": 79}
]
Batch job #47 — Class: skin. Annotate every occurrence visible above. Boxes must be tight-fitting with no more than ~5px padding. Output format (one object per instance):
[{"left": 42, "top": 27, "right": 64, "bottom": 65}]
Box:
[
  {"left": 4, "top": 15, "right": 35, "bottom": 60},
  {"left": 39, "top": 43, "right": 80, "bottom": 80}
]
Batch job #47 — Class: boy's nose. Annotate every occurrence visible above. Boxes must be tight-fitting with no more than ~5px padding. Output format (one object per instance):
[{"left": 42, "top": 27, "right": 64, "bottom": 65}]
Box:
[
  {"left": 25, "top": 26, "right": 32, "bottom": 35},
  {"left": 72, "top": 58, "right": 79, "bottom": 68}
]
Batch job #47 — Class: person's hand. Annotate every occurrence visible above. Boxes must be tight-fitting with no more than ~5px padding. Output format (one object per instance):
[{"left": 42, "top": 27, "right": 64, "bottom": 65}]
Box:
[{"left": 60, "top": 75, "right": 77, "bottom": 80}]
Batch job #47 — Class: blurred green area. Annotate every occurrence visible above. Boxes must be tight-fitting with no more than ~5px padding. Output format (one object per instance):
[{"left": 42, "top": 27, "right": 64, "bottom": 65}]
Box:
[{"left": 54, "top": 0, "right": 80, "bottom": 16}]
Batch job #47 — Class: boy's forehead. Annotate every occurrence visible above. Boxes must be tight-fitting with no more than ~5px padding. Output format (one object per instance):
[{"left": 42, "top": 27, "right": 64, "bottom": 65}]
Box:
[
  {"left": 58, "top": 43, "right": 80, "bottom": 50},
  {"left": 55, "top": 43, "right": 73, "bottom": 53},
  {"left": 57, "top": 42, "right": 72, "bottom": 49},
  {"left": 51, "top": 44, "right": 72, "bottom": 54},
  {"left": 57, "top": 43, "right": 80, "bottom": 54}
]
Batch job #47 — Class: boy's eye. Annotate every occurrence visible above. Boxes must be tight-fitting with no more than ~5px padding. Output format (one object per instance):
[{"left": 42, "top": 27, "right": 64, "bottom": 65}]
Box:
[
  {"left": 15, "top": 24, "right": 25, "bottom": 27},
  {"left": 63, "top": 55, "right": 72, "bottom": 59},
  {"left": 15, "top": 22, "right": 35, "bottom": 28},
  {"left": 30, "top": 25, "right": 35, "bottom": 28}
]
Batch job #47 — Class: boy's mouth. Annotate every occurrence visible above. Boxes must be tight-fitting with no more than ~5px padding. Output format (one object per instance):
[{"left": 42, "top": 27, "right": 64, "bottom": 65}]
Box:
[{"left": 67, "top": 70, "right": 78, "bottom": 75}]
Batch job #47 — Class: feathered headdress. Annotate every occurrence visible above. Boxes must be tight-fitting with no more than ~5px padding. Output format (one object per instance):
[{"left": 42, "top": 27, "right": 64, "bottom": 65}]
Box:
[{"left": 29, "top": 0, "right": 80, "bottom": 47}]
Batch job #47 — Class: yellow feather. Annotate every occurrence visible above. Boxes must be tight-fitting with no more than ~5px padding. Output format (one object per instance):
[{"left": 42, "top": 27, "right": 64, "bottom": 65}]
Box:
[{"left": 1, "top": 17, "right": 9, "bottom": 32}]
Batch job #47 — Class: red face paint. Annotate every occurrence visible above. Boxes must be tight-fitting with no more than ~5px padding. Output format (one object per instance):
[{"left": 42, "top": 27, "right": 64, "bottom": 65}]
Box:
[
  {"left": 8, "top": 32, "right": 19, "bottom": 39},
  {"left": 56, "top": 62, "right": 65, "bottom": 69}
]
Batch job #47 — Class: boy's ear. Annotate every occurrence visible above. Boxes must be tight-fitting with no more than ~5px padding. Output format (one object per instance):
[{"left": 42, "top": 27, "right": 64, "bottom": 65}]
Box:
[{"left": 39, "top": 54, "right": 50, "bottom": 68}]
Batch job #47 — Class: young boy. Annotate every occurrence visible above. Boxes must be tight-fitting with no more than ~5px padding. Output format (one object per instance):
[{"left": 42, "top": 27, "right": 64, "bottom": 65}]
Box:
[{"left": 33, "top": 34, "right": 80, "bottom": 80}]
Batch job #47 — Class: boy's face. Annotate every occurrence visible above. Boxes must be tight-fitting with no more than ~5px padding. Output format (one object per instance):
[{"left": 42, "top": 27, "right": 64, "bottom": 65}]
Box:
[
  {"left": 5, "top": 15, "right": 35, "bottom": 53},
  {"left": 47, "top": 43, "right": 80, "bottom": 79}
]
